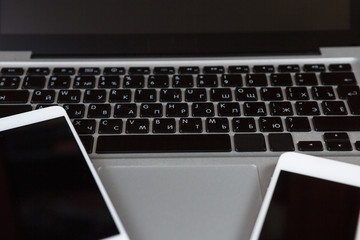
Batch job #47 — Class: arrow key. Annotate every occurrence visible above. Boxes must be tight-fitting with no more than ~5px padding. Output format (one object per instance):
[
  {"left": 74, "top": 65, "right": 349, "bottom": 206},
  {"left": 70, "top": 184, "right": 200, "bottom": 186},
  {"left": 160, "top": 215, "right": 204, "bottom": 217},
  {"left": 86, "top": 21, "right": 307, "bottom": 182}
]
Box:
[{"left": 298, "top": 141, "right": 323, "bottom": 151}]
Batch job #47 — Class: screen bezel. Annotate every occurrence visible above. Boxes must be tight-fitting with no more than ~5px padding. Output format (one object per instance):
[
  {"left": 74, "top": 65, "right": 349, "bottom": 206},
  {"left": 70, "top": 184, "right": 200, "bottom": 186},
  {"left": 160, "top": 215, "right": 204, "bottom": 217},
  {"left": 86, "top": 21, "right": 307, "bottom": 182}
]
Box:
[
  {"left": 250, "top": 152, "right": 360, "bottom": 240},
  {"left": 0, "top": 106, "right": 130, "bottom": 240},
  {"left": 0, "top": 1, "right": 359, "bottom": 57}
]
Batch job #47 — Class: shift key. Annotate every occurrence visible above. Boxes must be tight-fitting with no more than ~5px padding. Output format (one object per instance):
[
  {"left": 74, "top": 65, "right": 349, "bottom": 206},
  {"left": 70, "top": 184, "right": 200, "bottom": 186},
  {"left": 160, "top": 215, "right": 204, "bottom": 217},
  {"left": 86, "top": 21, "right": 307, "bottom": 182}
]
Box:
[
  {"left": 313, "top": 116, "right": 360, "bottom": 131},
  {"left": 0, "top": 90, "right": 29, "bottom": 103}
]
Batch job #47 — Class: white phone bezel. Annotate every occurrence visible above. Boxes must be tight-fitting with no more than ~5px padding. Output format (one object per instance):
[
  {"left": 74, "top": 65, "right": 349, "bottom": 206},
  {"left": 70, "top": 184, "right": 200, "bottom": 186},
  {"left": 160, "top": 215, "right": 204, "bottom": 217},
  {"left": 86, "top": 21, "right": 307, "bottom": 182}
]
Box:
[
  {"left": 0, "top": 106, "right": 130, "bottom": 240},
  {"left": 250, "top": 152, "right": 360, "bottom": 240}
]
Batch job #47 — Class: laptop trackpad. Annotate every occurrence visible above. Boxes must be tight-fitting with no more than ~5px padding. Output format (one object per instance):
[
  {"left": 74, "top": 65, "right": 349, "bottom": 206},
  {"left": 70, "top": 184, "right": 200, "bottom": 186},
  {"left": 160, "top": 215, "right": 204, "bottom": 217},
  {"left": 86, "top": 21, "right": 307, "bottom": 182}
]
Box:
[{"left": 98, "top": 164, "right": 262, "bottom": 240}]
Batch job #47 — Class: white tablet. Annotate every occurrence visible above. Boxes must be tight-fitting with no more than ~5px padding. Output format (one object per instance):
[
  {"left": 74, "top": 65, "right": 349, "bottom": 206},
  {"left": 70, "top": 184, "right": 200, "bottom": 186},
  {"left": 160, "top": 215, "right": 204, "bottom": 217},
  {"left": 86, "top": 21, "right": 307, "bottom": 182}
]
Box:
[
  {"left": 251, "top": 152, "right": 360, "bottom": 240},
  {"left": 0, "top": 106, "right": 129, "bottom": 240}
]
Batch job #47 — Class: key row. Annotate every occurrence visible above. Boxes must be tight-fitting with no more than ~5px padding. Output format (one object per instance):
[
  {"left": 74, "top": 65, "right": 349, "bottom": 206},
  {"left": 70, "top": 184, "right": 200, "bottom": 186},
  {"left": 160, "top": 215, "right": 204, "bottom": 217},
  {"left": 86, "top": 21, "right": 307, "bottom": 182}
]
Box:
[
  {"left": 1, "top": 86, "right": 359, "bottom": 104},
  {"left": 0, "top": 64, "right": 352, "bottom": 77},
  {"left": 79, "top": 131, "right": 360, "bottom": 154},
  {"left": 0, "top": 72, "right": 356, "bottom": 89}
]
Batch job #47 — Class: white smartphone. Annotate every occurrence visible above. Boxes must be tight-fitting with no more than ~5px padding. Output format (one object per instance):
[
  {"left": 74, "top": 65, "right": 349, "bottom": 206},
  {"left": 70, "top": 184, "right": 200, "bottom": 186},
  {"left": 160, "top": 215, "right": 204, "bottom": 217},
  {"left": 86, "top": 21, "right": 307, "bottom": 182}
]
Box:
[
  {"left": 251, "top": 152, "right": 360, "bottom": 240},
  {"left": 0, "top": 106, "right": 129, "bottom": 240}
]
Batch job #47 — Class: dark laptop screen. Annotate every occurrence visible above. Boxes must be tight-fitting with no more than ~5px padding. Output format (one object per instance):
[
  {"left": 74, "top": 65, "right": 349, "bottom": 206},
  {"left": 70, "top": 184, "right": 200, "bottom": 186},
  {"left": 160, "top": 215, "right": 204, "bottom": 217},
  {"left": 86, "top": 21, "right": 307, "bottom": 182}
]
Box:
[
  {"left": 0, "top": 0, "right": 358, "bottom": 56},
  {"left": 0, "top": 0, "right": 350, "bottom": 34}
]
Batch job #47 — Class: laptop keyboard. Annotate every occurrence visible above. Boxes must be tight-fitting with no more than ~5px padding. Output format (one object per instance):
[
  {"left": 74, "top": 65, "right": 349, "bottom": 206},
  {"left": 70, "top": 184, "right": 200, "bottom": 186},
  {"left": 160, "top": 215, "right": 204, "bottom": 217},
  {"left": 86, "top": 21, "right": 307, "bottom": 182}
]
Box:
[{"left": 1, "top": 63, "right": 360, "bottom": 154}]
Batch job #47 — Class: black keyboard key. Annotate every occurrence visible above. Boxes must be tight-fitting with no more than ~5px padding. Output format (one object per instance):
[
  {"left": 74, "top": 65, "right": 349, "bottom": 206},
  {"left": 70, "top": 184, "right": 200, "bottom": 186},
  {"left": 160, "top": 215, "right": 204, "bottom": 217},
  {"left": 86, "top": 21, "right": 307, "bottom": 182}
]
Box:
[
  {"left": 0, "top": 76, "right": 20, "bottom": 89},
  {"left": 128, "top": 67, "right": 150, "bottom": 75},
  {"left": 109, "top": 89, "right": 132, "bottom": 103},
  {"left": 324, "top": 133, "right": 349, "bottom": 142},
  {"left": 295, "top": 101, "right": 320, "bottom": 115},
  {"left": 98, "top": 76, "right": 120, "bottom": 88},
  {"left": 99, "top": 119, "right": 123, "bottom": 134},
  {"left": 218, "top": 102, "right": 241, "bottom": 116},
  {"left": 79, "top": 135, "right": 94, "bottom": 154},
  {"left": 278, "top": 65, "right": 300, "bottom": 72},
  {"left": 114, "top": 104, "right": 137, "bottom": 118},
  {"left": 152, "top": 118, "right": 176, "bottom": 133},
  {"left": 63, "top": 104, "right": 85, "bottom": 118},
  {"left": 244, "top": 102, "right": 267, "bottom": 116},
  {"left": 285, "top": 117, "right": 311, "bottom": 132},
  {"left": 313, "top": 116, "right": 360, "bottom": 131},
  {"left": 0, "top": 105, "right": 32, "bottom": 118},
  {"left": 303, "top": 64, "right": 325, "bottom": 72},
  {"left": 259, "top": 117, "right": 283, "bottom": 132},
  {"left": 185, "top": 88, "right": 207, "bottom": 102},
  {"left": 246, "top": 74, "right": 267, "bottom": 86},
  {"left": 295, "top": 73, "right": 318, "bottom": 85},
  {"left": 57, "top": 90, "right": 81, "bottom": 103},
  {"left": 234, "top": 134, "right": 266, "bottom": 152},
  {"left": 286, "top": 87, "right": 309, "bottom": 100},
  {"left": 148, "top": 75, "right": 169, "bottom": 88},
  {"left": 197, "top": 74, "right": 218, "bottom": 87},
  {"left": 206, "top": 118, "right": 229, "bottom": 133},
  {"left": 232, "top": 118, "right": 256, "bottom": 132},
  {"left": 73, "top": 76, "right": 96, "bottom": 88},
  {"left": 140, "top": 103, "right": 162, "bottom": 117},
  {"left": 312, "top": 86, "right": 335, "bottom": 100},
  {"left": 355, "top": 141, "right": 360, "bottom": 151},
  {"left": 347, "top": 95, "right": 360, "bottom": 114},
  {"left": 328, "top": 64, "right": 352, "bottom": 72},
  {"left": 83, "top": 89, "right": 107, "bottom": 103},
  {"left": 78, "top": 67, "right": 100, "bottom": 75},
  {"left": 179, "top": 118, "right": 203, "bottom": 133},
  {"left": 1, "top": 68, "right": 24, "bottom": 75},
  {"left": 203, "top": 66, "right": 224, "bottom": 74},
  {"left": 253, "top": 65, "right": 274, "bottom": 73},
  {"left": 134, "top": 89, "right": 157, "bottom": 102},
  {"left": 260, "top": 87, "right": 283, "bottom": 101},
  {"left": 320, "top": 72, "right": 356, "bottom": 85},
  {"left": 153, "top": 67, "right": 175, "bottom": 75},
  {"left": 210, "top": 88, "right": 232, "bottom": 101},
  {"left": 87, "top": 104, "right": 111, "bottom": 118},
  {"left": 337, "top": 85, "right": 360, "bottom": 99},
  {"left": 73, "top": 119, "right": 96, "bottom": 134},
  {"left": 97, "top": 134, "right": 231, "bottom": 153},
  {"left": 166, "top": 103, "right": 188, "bottom": 117},
  {"left": 36, "top": 104, "right": 57, "bottom": 110},
  {"left": 235, "top": 88, "right": 257, "bottom": 101},
  {"left": 0, "top": 90, "right": 29, "bottom": 103},
  {"left": 178, "top": 66, "right": 200, "bottom": 74},
  {"left": 126, "top": 119, "right": 150, "bottom": 133},
  {"left": 270, "top": 102, "right": 293, "bottom": 116},
  {"left": 298, "top": 141, "right": 323, "bottom": 151},
  {"left": 270, "top": 73, "right": 292, "bottom": 86},
  {"left": 22, "top": 76, "right": 46, "bottom": 89},
  {"left": 326, "top": 142, "right": 352, "bottom": 151},
  {"left": 103, "top": 67, "right": 125, "bottom": 75},
  {"left": 221, "top": 74, "right": 242, "bottom": 87},
  {"left": 31, "top": 90, "right": 55, "bottom": 103},
  {"left": 53, "top": 68, "right": 75, "bottom": 76},
  {"left": 228, "top": 65, "right": 249, "bottom": 73},
  {"left": 192, "top": 103, "right": 215, "bottom": 117},
  {"left": 322, "top": 101, "right": 347, "bottom": 115},
  {"left": 173, "top": 75, "right": 194, "bottom": 88},
  {"left": 160, "top": 89, "right": 182, "bottom": 102},
  {"left": 123, "top": 75, "right": 145, "bottom": 88},
  {"left": 27, "top": 68, "right": 50, "bottom": 76},
  {"left": 48, "top": 76, "right": 71, "bottom": 89},
  {"left": 268, "top": 133, "right": 294, "bottom": 151}
]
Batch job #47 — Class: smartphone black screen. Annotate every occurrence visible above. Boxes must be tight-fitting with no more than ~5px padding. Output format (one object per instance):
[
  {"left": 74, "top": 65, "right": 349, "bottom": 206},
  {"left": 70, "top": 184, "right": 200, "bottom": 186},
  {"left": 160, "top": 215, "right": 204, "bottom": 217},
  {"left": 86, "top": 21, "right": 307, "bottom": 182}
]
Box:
[
  {"left": 0, "top": 117, "right": 119, "bottom": 240},
  {"left": 259, "top": 170, "right": 360, "bottom": 240}
]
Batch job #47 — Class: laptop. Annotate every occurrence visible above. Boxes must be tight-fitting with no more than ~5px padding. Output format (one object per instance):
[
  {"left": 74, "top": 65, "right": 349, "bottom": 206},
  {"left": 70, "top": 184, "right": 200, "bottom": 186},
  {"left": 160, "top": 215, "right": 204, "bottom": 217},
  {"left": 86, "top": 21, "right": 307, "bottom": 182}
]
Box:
[{"left": 1, "top": 0, "right": 360, "bottom": 239}]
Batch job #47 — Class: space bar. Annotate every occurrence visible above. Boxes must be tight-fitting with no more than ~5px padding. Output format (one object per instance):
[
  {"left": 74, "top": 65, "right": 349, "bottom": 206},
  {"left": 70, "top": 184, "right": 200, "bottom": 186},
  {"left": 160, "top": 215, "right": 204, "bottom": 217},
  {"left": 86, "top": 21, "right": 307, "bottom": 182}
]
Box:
[{"left": 96, "top": 134, "right": 232, "bottom": 153}]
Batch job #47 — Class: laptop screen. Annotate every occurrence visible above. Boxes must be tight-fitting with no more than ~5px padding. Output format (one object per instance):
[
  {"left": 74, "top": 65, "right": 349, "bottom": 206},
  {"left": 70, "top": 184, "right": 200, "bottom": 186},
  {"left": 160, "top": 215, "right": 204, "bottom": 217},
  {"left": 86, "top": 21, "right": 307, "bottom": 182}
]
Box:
[
  {"left": 0, "top": 0, "right": 359, "bottom": 56},
  {"left": 0, "top": 0, "right": 350, "bottom": 34}
]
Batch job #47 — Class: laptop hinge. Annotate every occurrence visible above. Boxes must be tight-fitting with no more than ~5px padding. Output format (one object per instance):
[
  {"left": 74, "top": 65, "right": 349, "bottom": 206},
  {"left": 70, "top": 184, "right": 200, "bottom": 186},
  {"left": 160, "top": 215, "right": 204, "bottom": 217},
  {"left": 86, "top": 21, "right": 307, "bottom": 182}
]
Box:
[{"left": 0, "top": 51, "right": 32, "bottom": 61}]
